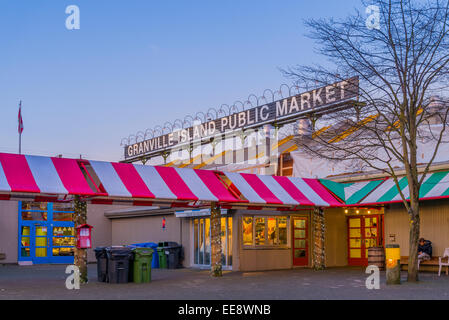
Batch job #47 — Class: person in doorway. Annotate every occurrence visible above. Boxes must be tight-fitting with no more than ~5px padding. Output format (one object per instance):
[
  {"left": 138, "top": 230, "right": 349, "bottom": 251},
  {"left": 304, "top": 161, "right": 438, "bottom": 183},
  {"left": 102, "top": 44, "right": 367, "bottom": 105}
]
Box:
[{"left": 418, "top": 238, "right": 432, "bottom": 263}]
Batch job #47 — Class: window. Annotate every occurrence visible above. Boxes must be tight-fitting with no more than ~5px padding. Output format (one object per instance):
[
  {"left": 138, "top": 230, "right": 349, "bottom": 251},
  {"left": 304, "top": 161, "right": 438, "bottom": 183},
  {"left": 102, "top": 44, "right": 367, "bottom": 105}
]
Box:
[
  {"left": 267, "top": 218, "right": 276, "bottom": 245},
  {"left": 255, "top": 218, "right": 265, "bottom": 245},
  {"left": 242, "top": 216, "right": 289, "bottom": 247},
  {"left": 242, "top": 217, "right": 253, "bottom": 245},
  {"left": 278, "top": 217, "right": 288, "bottom": 245},
  {"left": 21, "top": 202, "right": 47, "bottom": 221}
]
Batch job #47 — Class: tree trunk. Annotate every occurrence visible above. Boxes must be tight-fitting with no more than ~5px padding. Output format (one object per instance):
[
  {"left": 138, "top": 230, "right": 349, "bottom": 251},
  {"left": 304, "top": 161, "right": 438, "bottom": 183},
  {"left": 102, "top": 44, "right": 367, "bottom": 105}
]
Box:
[
  {"left": 312, "top": 207, "right": 326, "bottom": 270},
  {"left": 210, "top": 202, "right": 222, "bottom": 277},
  {"left": 73, "top": 195, "right": 88, "bottom": 284},
  {"left": 407, "top": 201, "right": 420, "bottom": 282}
]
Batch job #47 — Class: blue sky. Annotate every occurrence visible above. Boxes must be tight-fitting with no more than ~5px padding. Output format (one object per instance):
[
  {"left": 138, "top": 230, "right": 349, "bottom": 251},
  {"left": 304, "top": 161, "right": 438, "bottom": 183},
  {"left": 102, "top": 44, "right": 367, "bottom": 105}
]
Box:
[{"left": 0, "top": 0, "right": 361, "bottom": 161}]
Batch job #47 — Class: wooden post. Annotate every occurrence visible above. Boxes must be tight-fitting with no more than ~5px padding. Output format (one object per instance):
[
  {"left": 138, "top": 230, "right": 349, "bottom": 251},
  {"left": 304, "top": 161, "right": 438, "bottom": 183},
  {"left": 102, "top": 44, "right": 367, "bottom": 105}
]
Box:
[
  {"left": 210, "top": 202, "right": 222, "bottom": 277},
  {"left": 73, "top": 195, "right": 88, "bottom": 283},
  {"left": 312, "top": 207, "right": 326, "bottom": 270}
]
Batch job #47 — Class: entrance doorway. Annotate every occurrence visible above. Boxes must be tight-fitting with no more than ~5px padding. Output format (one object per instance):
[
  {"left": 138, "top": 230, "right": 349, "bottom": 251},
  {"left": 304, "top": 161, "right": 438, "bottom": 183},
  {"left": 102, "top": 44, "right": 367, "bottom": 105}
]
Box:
[
  {"left": 19, "top": 202, "right": 76, "bottom": 264},
  {"left": 192, "top": 216, "right": 233, "bottom": 269},
  {"left": 292, "top": 217, "right": 308, "bottom": 266},
  {"left": 347, "top": 215, "right": 383, "bottom": 266}
]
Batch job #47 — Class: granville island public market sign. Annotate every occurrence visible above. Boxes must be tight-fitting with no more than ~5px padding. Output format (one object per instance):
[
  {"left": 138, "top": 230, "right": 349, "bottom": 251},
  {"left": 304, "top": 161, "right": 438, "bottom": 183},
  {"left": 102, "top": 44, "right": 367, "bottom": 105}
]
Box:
[{"left": 125, "top": 77, "right": 359, "bottom": 160}]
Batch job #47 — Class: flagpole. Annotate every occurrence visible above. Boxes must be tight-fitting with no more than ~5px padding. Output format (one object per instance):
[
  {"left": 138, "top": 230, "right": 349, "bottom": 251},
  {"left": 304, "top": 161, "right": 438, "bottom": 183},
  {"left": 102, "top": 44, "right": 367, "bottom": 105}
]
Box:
[{"left": 19, "top": 100, "right": 22, "bottom": 155}]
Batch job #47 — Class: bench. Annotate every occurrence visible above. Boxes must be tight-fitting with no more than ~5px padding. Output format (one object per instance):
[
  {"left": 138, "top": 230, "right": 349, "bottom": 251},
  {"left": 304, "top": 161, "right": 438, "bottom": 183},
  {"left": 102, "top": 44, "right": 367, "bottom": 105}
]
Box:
[{"left": 400, "top": 256, "right": 448, "bottom": 275}]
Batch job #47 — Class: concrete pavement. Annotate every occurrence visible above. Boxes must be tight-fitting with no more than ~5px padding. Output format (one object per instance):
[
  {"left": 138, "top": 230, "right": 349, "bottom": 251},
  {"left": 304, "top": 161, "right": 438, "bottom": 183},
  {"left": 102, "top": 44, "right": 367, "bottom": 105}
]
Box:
[{"left": 0, "top": 264, "right": 448, "bottom": 300}]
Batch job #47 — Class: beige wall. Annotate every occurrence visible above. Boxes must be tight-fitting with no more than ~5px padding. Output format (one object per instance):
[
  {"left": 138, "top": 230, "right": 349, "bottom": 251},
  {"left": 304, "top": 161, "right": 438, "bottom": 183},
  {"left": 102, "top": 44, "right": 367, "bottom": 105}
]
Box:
[
  {"left": 325, "top": 208, "right": 348, "bottom": 267},
  {"left": 385, "top": 199, "right": 449, "bottom": 257},
  {"left": 238, "top": 248, "right": 292, "bottom": 271},
  {"left": 0, "top": 201, "right": 19, "bottom": 264},
  {"left": 110, "top": 213, "right": 191, "bottom": 266},
  {"left": 87, "top": 204, "right": 114, "bottom": 262},
  {"left": 111, "top": 214, "right": 182, "bottom": 245},
  {"left": 180, "top": 218, "right": 190, "bottom": 267}
]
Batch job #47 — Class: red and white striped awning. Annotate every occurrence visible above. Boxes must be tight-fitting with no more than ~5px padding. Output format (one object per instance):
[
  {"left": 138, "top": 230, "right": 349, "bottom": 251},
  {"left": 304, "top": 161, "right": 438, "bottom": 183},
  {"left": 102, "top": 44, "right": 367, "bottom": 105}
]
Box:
[
  {"left": 87, "top": 160, "right": 240, "bottom": 205},
  {"left": 0, "top": 153, "right": 95, "bottom": 201},
  {"left": 0, "top": 152, "right": 342, "bottom": 209},
  {"left": 223, "top": 172, "right": 342, "bottom": 207}
]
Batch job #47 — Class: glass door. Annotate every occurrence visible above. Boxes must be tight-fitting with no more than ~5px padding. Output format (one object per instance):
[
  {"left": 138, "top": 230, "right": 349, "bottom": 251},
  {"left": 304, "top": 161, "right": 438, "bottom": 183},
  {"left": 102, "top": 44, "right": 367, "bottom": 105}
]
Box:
[
  {"left": 33, "top": 223, "right": 50, "bottom": 263},
  {"left": 348, "top": 217, "right": 363, "bottom": 266},
  {"left": 192, "top": 216, "right": 233, "bottom": 269},
  {"left": 347, "top": 215, "right": 382, "bottom": 266},
  {"left": 292, "top": 217, "right": 308, "bottom": 266}
]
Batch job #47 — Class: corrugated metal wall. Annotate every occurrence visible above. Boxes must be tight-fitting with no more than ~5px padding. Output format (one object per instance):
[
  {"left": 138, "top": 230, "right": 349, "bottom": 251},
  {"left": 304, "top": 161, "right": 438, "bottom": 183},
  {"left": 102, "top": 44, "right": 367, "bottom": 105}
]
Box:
[{"left": 385, "top": 199, "right": 449, "bottom": 257}]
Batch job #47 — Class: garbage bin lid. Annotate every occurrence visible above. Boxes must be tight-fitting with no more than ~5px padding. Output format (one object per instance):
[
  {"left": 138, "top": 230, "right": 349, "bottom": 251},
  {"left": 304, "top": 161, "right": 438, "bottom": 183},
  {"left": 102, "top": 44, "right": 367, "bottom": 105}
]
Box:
[{"left": 106, "top": 246, "right": 133, "bottom": 255}]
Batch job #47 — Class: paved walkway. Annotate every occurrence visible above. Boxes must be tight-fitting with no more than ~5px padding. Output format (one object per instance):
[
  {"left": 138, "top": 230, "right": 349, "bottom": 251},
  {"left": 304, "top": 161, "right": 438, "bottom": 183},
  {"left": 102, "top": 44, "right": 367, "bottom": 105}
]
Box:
[{"left": 0, "top": 264, "right": 448, "bottom": 300}]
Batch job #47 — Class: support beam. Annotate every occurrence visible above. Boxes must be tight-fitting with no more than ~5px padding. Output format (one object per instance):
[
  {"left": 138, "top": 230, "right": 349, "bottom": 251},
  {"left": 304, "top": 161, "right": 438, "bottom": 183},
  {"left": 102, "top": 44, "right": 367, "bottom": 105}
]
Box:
[
  {"left": 210, "top": 202, "right": 222, "bottom": 277},
  {"left": 73, "top": 195, "right": 88, "bottom": 283},
  {"left": 312, "top": 207, "right": 326, "bottom": 270}
]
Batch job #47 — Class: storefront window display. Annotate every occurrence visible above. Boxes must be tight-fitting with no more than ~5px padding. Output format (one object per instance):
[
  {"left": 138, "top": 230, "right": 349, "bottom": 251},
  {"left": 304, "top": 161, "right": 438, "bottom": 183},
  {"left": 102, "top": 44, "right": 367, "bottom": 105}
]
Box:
[
  {"left": 18, "top": 202, "right": 75, "bottom": 264},
  {"left": 242, "top": 216, "right": 288, "bottom": 247}
]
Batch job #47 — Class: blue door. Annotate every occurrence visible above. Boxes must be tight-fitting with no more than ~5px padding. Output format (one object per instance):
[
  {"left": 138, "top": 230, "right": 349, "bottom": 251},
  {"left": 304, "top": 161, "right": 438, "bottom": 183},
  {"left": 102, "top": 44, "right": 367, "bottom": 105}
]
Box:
[{"left": 18, "top": 202, "right": 75, "bottom": 264}]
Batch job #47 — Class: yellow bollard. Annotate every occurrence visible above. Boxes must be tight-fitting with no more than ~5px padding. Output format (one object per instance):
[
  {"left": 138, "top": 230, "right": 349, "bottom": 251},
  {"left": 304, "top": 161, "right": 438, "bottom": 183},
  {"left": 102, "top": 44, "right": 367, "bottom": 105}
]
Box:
[{"left": 385, "top": 244, "right": 401, "bottom": 285}]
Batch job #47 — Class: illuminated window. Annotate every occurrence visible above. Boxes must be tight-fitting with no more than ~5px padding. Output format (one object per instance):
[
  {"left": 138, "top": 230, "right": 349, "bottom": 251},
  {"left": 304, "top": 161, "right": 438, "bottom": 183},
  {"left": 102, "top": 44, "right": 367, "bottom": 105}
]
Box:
[
  {"left": 278, "top": 217, "right": 288, "bottom": 245},
  {"left": 242, "top": 216, "right": 289, "bottom": 247},
  {"left": 267, "top": 218, "right": 277, "bottom": 245},
  {"left": 242, "top": 217, "right": 253, "bottom": 245},
  {"left": 255, "top": 218, "right": 266, "bottom": 245}
]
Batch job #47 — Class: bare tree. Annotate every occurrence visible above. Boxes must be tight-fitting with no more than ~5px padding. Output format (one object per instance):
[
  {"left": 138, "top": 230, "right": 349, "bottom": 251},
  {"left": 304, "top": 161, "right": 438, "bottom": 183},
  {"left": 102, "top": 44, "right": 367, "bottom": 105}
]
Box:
[{"left": 284, "top": 0, "right": 449, "bottom": 282}]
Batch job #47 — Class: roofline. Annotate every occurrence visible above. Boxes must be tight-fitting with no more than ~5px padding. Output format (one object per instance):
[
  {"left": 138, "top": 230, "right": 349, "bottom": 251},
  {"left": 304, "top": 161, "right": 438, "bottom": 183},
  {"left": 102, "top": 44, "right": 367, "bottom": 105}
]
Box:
[{"left": 327, "top": 160, "right": 449, "bottom": 183}]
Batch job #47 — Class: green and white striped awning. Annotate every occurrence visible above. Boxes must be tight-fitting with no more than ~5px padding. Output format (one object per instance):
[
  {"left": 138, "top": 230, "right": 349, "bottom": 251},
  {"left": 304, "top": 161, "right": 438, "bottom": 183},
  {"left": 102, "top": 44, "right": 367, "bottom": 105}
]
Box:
[
  {"left": 360, "top": 171, "right": 449, "bottom": 205},
  {"left": 320, "top": 179, "right": 384, "bottom": 205}
]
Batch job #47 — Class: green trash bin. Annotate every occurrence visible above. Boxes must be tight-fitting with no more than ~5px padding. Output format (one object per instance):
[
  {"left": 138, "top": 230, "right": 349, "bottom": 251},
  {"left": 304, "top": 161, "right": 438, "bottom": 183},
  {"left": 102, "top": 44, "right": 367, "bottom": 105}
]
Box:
[
  {"left": 157, "top": 247, "right": 168, "bottom": 269},
  {"left": 132, "top": 247, "right": 153, "bottom": 283}
]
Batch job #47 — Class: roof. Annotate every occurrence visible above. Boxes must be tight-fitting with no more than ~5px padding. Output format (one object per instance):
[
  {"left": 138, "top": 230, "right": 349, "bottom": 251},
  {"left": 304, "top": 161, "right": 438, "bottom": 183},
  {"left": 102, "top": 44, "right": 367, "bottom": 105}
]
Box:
[
  {"left": 0, "top": 152, "right": 341, "bottom": 209},
  {"left": 225, "top": 172, "right": 342, "bottom": 207},
  {"left": 360, "top": 171, "right": 449, "bottom": 205},
  {"left": 321, "top": 171, "right": 449, "bottom": 206},
  {"left": 0, "top": 153, "right": 95, "bottom": 201},
  {"left": 320, "top": 179, "right": 384, "bottom": 205}
]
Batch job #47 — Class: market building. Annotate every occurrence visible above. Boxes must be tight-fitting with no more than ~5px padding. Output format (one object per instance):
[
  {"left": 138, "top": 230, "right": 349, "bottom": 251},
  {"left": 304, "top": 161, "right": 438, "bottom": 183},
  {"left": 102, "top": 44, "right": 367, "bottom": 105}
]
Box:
[{"left": 1, "top": 78, "right": 448, "bottom": 273}]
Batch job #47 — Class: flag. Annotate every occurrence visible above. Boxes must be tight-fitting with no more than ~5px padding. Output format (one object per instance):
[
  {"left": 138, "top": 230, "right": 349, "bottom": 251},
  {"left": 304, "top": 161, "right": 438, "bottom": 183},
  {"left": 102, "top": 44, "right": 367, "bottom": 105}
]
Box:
[{"left": 18, "top": 101, "right": 24, "bottom": 134}]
